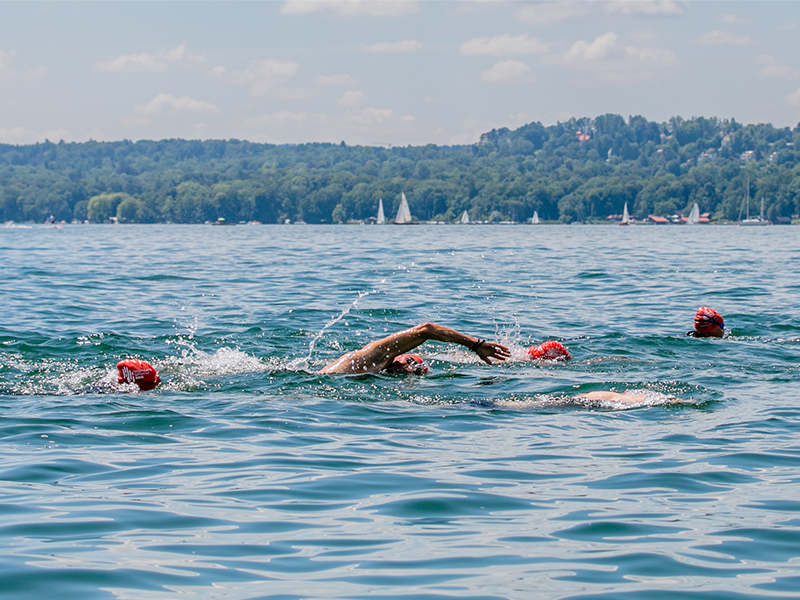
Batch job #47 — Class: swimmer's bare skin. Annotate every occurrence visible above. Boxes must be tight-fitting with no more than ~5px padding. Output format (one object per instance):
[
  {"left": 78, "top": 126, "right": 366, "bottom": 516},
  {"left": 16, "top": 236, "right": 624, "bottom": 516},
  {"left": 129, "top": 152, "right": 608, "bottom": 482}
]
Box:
[
  {"left": 576, "top": 391, "right": 647, "bottom": 405},
  {"left": 320, "top": 322, "right": 510, "bottom": 375}
]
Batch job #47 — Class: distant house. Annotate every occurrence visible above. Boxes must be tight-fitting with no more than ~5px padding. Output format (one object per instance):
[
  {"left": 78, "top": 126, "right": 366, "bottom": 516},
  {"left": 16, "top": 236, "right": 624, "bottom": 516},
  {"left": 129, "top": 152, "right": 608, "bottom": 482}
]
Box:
[
  {"left": 741, "top": 150, "right": 755, "bottom": 161},
  {"left": 699, "top": 212, "right": 711, "bottom": 224},
  {"left": 697, "top": 152, "right": 717, "bottom": 163},
  {"left": 649, "top": 215, "right": 670, "bottom": 224}
]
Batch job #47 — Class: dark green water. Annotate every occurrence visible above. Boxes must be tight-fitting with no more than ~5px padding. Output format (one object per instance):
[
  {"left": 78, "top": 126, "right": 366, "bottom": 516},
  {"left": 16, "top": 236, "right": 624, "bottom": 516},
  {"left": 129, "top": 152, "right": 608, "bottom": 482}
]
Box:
[{"left": 1, "top": 223, "right": 799, "bottom": 599}]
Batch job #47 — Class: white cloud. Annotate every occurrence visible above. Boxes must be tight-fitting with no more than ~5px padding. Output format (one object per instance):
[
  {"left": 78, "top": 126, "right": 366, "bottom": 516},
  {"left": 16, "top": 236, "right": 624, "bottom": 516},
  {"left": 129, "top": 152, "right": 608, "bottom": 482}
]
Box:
[
  {"left": 97, "top": 53, "right": 167, "bottom": 73},
  {"left": 359, "top": 39, "right": 423, "bottom": 53},
  {"left": 779, "top": 22, "right": 797, "bottom": 31},
  {"left": 243, "top": 111, "right": 325, "bottom": 129},
  {"left": 281, "top": 1, "right": 420, "bottom": 17},
  {"left": 481, "top": 60, "right": 531, "bottom": 83},
  {"left": 624, "top": 45, "right": 675, "bottom": 63},
  {"left": 550, "top": 32, "right": 675, "bottom": 81},
  {"left": 0, "top": 49, "right": 47, "bottom": 80},
  {"left": 132, "top": 94, "right": 221, "bottom": 118},
  {"left": 229, "top": 58, "right": 303, "bottom": 97},
  {"left": 239, "top": 106, "right": 442, "bottom": 146},
  {"left": 448, "top": 113, "right": 533, "bottom": 145},
  {"left": 720, "top": 14, "right": 749, "bottom": 24},
  {"left": 96, "top": 44, "right": 204, "bottom": 73},
  {"left": 344, "top": 107, "right": 394, "bottom": 125},
  {"left": 787, "top": 86, "right": 800, "bottom": 106},
  {"left": 752, "top": 55, "right": 797, "bottom": 78},
  {"left": 0, "top": 126, "right": 71, "bottom": 144},
  {"left": 565, "top": 32, "right": 618, "bottom": 62},
  {"left": 318, "top": 74, "right": 358, "bottom": 86},
  {"left": 692, "top": 30, "right": 754, "bottom": 45},
  {"left": 460, "top": 34, "right": 546, "bottom": 56},
  {"left": 516, "top": 1, "right": 591, "bottom": 24},
  {"left": 605, "top": 1, "right": 683, "bottom": 16},
  {"left": 0, "top": 49, "right": 17, "bottom": 77},
  {"left": 337, "top": 90, "right": 366, "bottom": 107}
]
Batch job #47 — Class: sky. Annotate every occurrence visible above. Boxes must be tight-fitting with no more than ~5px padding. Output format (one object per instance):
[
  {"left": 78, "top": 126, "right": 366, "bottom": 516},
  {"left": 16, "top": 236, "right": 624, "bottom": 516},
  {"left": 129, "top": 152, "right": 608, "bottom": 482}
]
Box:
[{"left": 1, "top": 1, "right": 800, "bottom": 147}]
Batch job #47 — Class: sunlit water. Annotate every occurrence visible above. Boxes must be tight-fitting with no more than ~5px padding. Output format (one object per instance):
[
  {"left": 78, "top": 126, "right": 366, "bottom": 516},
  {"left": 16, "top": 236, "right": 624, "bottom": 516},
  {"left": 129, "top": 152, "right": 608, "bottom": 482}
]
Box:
[{"left": 1, "top": 223, "right": 799, "bottom": 599}]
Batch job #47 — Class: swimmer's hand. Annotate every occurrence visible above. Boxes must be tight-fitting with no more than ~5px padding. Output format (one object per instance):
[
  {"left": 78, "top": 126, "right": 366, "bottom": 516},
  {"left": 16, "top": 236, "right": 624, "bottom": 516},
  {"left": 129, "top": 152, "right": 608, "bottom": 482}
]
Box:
[{"left": 475, "top": 341, "right": 510, "bottom": 364}]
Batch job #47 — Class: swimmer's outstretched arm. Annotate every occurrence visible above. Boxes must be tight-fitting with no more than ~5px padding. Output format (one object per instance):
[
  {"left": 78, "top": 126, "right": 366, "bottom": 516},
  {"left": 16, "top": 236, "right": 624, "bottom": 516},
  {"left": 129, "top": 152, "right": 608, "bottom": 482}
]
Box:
[{"left": 320, "top": 322, "right": 510, "bottom": 374}]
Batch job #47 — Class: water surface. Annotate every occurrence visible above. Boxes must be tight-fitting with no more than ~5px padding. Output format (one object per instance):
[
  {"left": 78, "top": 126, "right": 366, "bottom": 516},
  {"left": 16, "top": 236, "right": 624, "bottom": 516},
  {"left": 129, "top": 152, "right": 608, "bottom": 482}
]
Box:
[{"left": 1, "top": 224, "right": 799, "bottom": 599}]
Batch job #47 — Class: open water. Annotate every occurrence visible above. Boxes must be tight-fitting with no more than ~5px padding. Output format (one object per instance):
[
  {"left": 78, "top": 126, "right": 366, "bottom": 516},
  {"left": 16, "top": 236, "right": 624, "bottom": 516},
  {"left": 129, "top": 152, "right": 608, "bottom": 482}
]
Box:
[{"left": 1, "top": 223, "right": 799, "bottom": 600}]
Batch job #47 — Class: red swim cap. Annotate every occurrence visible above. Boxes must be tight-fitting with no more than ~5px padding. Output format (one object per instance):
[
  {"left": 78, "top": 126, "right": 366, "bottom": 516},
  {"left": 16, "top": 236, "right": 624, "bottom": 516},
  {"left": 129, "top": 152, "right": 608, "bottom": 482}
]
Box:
[
  {"left": 527, "top": 340, "right": 571, "bottom": 361},
  {"left": 396, "top": 353, "right": 429, "bottom": 374},
  {"left": 117, "top": 359, "right": 161, "bottom": 391},
  {"left": 694, "top": 307, "right": 724, "bottom": 332}
]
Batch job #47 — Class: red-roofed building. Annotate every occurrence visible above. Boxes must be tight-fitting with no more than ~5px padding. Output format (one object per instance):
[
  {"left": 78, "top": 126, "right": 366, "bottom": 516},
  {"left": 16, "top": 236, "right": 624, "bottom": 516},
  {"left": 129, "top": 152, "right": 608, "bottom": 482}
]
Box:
[{"left": 649, "top": 215, "right": 669, "bottom": 224}]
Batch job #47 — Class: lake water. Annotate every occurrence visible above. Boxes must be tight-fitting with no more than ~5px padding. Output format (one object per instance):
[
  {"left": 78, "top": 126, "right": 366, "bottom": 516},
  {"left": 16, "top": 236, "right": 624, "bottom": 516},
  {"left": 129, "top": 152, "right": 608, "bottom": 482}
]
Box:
[{"left": 2, "top": 223, "right": 799, "bottom": 599}]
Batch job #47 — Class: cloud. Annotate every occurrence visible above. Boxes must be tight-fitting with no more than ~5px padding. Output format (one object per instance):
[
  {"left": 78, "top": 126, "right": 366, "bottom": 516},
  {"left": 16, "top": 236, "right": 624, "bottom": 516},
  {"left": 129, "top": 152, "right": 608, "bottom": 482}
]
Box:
[
  {"left": 605, "top": 1, "right": 684, "bottom": 16},
  {"left": 565, "top": 32, "right": 618, "bottom": 62},
  {"left": 787, "top": 86, "right": 800, "bottom": 106},
  {"left": 481, "top": 60, "right": 531, "bottom": 83},
  {"left": 460, "top": 34, "right": 546, "bottom": 56},
  {"left": 692, "top": 30, "right": 754, "bottom": 45},
  {"left": 753, "top": 55, "right": 798, "bottom": 78},
  {"left": 0, "top": 49, "right": 47, "bottom": 80},
  {"left": 336, "top": 90, "right": 366, "bottom": 107},
  {"left": 720, "top": 14, "right": 749, "bottom": 24},
  {"left": 281, "top": 1, "right": 420, "bottom": 17},
  {"left": 318, "top": 74, "right": 358, "bottom": 86},
  {"left": 359, "top": 39, "right": 423, "bottom": 52},
  {"left": 0, "top": 126, "right": 72, "bottom": 144},
  {"left": 229, "top": 58, "right": 304, "bottom": 97},
  {"left": 515, "top": 1, "right": 591, "bottom": 24},
  {"left": 550, "top": 32, "right": 675, "bottom": 81},
  {"left": 448, "top": 113, "right": 533, "bottom": 145},
  {"left": 96, "top": 44, "right": 204, "bottom": 73},
  {"left": 132, "top": 93, "right": 221, "bottom": 119},
  {"left": 0, "top": 50, "right": 17, "bottom": 77},
  {"left": 240, "top": 106, "right": 402, "bottom": 144},
  {"left": 779, "top": 22, "right": 797, "bottom": 31}
]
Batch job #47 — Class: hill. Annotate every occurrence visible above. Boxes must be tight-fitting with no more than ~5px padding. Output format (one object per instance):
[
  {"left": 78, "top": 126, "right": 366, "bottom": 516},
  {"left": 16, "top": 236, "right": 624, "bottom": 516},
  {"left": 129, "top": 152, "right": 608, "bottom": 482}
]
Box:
[{"left": 2, "top": 114, "right": 798, "bottom": 224}]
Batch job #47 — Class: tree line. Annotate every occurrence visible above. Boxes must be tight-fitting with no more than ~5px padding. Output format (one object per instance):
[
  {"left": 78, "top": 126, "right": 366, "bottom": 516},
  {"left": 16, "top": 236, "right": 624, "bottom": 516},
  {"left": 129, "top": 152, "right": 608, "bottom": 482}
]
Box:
[{"left": 2, "top": 114, "right": 799, "bottom": 224}]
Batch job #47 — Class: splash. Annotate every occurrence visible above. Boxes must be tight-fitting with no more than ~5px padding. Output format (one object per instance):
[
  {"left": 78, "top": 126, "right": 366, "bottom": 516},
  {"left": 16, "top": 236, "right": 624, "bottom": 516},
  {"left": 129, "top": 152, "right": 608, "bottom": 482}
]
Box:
[{"left": 288, "top": 290, "right": 372, "bottom": 371}]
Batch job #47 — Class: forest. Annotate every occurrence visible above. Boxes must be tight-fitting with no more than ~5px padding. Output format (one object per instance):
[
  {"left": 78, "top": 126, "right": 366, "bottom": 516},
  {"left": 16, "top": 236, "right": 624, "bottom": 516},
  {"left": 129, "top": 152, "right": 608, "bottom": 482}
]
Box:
[{"left": 2, "top": 114, "right": 799, "bottom": 224}]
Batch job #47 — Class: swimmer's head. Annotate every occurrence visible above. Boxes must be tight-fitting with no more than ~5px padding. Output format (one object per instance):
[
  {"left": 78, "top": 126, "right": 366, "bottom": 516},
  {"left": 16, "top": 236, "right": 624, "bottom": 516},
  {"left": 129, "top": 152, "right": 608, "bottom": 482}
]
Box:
[
  {"left": 387, "top": 353, "right": 429, "bottom": 375},
  {"left": 527, "top": 340, "right": 571, "bottom": 361},
  {"left": 693, "top": 306, "right": 724, "bottom": 338},
  {"left": 117, "top": 359, "right": 161, "bottom": 391}
]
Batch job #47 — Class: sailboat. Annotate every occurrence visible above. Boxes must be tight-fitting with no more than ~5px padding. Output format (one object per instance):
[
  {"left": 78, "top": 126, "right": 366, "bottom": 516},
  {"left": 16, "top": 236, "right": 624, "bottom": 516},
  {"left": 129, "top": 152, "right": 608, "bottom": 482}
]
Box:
[
  {"left": 531, "top": 211, "right": 540, "bottom": 224},
  {"left": 376, "top": 198, "right": 385, "bottom": 224},
  {"left": 394, "top": 192, "right": 413, "bottom": 224},
  {"left": 740, "top": 174, "right": 769, "bottom": 226},
  {"left": 620, "top": 202, "right": 630, "bottom": 226},
  {"left": 687, "top": 203, "right": 700, "bottom": 225},
  {"left": 460, "top": 210, "right": 470, "bottom": 224}
]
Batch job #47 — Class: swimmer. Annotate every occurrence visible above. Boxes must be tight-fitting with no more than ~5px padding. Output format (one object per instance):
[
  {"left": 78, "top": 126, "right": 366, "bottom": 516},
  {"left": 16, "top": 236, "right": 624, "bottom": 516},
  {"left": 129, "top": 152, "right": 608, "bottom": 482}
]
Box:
[
  {"left": 117, "top": 359, "right": 161, "bottom": 390},
  {"left": 576, "top": 391, "right": 651, "bottom": 405},
  {"left": 575, "top": 390, "right": 679, "bottom": 406},
  {"left": 687, "top": 306, "right": 724, "bottom": 338},
  {"left": 320, "top": 322, "right": 510, "bottom": 375},
  {"left": 527, "top": 340, "right": 571, "bottom": 361}
]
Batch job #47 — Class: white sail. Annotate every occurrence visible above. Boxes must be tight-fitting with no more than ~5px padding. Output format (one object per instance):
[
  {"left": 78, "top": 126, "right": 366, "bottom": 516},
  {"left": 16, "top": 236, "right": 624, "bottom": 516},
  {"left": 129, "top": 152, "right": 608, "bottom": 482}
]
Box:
[
  {"left": 687, "top": 203, "right": 700, "bottom": 225},
  {"left": 376, "top": 198, "right": 385, "bottom": 224},
  {"left": 740, "top": 174, "right": 768, "bottom": 225},
  {"left": 460, "top": 210, "right": 469, "bottom": 224},
  {"left": 621, "top": 202, "right": 630, "bottom": 225},
  {"left": 531, "top": 210, "right": 539, "bottom": 224},
  {"left": 395, "top": 192, "right": 412, "bottom": 224}
]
